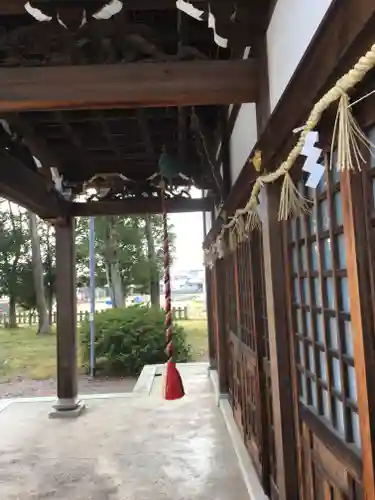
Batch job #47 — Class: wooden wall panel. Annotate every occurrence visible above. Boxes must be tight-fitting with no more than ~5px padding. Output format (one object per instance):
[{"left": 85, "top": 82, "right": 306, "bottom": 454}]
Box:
[{"left": 283, "top": 163, "right": 363, "bottom": 499}]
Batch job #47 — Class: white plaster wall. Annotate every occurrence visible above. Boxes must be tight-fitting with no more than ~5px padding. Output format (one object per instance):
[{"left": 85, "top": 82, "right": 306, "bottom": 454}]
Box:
[
  {"left": 203, "top": 211, "right": 212, "bottom": 235},
  {"left": 229, "top": 103, "right": 257, "bottom": 185},
  {"left": 267, "top": 0, "right": 333, "bottom": 111}
]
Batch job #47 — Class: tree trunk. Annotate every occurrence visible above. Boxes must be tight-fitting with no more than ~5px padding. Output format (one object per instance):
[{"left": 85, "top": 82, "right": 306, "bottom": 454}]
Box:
[
  {"left": 103, "top": 217, "right": 124, "bottom": 308},
  {"left": 28, "top": 211, "right": 50, "bottom": 334},
  {"left": 47, "top": 288, "right": 54, "bottom": 325},
  {"left": 8, "top": 295, "right": 17, "bottom": 329},
  {"left": 45, "top": 223, "right": 54, "bottom": 325},
  {"left": 144, "top": 215, "right": 160, "bottom": 307},
  {"left": 110, "top": 260, "right": 124, "bottom": 308}
]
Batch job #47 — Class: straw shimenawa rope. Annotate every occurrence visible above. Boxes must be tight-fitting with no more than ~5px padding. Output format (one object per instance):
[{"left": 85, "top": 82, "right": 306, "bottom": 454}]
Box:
[
  {"left": 205, "top": 42, "right": 375, "bottom": 263},
  {"left": 229, "top": 42, "right": 375, "bottom": 224}
]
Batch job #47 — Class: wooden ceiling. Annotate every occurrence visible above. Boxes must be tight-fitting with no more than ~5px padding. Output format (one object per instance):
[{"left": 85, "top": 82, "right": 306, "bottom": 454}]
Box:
[{"left": 0, "top": 0, "right": 274, "bottom": 217}]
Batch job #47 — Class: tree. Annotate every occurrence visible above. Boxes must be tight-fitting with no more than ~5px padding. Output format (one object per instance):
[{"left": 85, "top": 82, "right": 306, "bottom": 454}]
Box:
[
  {"left": 75, "top": 215, "right": 176, "bottom": 308},
  {"left": 0, "top": 201, "right": 30, "bottom": 327},
  {"left": 27, "top": 211, "right": 50, "bottom": 334}
]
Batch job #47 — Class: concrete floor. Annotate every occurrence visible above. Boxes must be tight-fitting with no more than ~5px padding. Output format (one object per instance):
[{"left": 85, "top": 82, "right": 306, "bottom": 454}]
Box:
[{"left": 0, "top": 366, "right": 248, "bottom": 500}]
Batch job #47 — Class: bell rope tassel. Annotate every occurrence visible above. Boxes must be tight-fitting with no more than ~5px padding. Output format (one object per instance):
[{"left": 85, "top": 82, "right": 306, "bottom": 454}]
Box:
[{"left": 161, "top": 183, "right": 185, "bottom": 400}]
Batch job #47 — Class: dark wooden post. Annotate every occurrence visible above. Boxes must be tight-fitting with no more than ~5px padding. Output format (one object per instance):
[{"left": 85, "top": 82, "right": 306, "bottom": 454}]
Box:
[
  {"left": 341, "top": 170, "right": 375, "bottom": 499},
  {"left": 205, "top": 267, "right": 217, "bottom": 370},
  {"left": 214, "top": 260, "right": 228, "bottom": 394},
  {"left": 50, "top": 216, "right": 85, "bottom": 418},
  {"left": 262, "top": 183, "right": 298, "bottom": 500}
]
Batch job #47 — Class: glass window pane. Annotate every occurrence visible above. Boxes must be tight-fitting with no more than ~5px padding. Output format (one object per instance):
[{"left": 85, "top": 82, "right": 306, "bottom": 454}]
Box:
[
  {"left": 368, "top": 127, "right": 375, "bottom": 164},
  {"left": 339, "top": 277, "right": 350, "bottom": 313},
  {"left": 343, "top": 320, "right": 354, "bottom": 357},
  {"left": 308, "top": 346, "right": 315, "bottom": 372},
  {"left": 347, "top": 365, "right": 357, "bottom": 402},
  {"left": 334, "top": 398, "right": 345, "bottom": 436},
  {"left": 303, "top": 279, "right": 309, "bottom": 304},
  {"left": 301, "top": 245, "right": 307, "bottom": 271},
  {"left": 323, "top": 238, "right": 332, "bottom": 270},
  {"left": 337, "top": 234, "right": 346, "bottom": 269},
  {"left": 327, "top": 317, "right": 339, "bottom": 349},
  {"left": 316, "top": 314, "right": 324, "bottom": 342},
  {"left": 308, "top": 210, "right": 317, "bottom": 235},
  {"left": 310, "top": 242, "right": 319, "bottom": 271},
  {"left": 319, "top": 199, "right": 329, "bottom": 231},
  {"left": 306, "top": 311, "right": 312, "bottom": 337},
  {"left": 333, "top": 192, "right": 343, "bottom": 226},
  {"left": 298, "top": 341, "right": 305, "bottom": 365},
  {"left": 293, "top": 279, "right": 300, "bottom": 303},
  {"left": 292, "top": 247, "right": 298, "bottom": 272},
  {"left": 296, "top": 309, "right": 303, "bottom": 333},
  {"left": 330, "top": 163, "right": 340, "bottom": 184},
  {"left": 325, "top": 278, "right": 335, "bottom": 309},
  {"left": 322, "top": 389, "right": 330, "bottom": 419},
  {"left": 351, "top": 411, "right": 361, "bottom": 449},
  {"left": 299, "top": 372, "right": 307, "bottom": 402},
  {"left": 311, "top": 379, "right": 318, "bottom": 409},
  {"left": 313, "top": 278, "right": 322, "bottom": 306},
  {"left": 319, "top": 351, "right": 327, "bottom": 382},
  {"left": 332, "top": 357, "right": 342, "bottom": 392}
]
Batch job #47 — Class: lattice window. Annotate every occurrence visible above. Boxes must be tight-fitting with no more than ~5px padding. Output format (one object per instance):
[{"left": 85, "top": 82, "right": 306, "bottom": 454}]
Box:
[
  {"left": 235, "top": 231, "right": 277, "bottom": 494},
  {"left": 223, "top": 252, "right": 238, "bottom": 334},
  {"left": 237, "top": 238, "right": 256, "bottom": 348},
  {"left": 288, "top": 159, "right": 360, "bottom": 449}
]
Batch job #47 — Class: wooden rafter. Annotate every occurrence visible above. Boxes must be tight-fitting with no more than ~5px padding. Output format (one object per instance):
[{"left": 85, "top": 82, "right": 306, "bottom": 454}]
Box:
[
  {"left": 136, "top": 109, "right": 156, "bottom": 158},
  {"left": 0, "top": 148, "right": 67, "bottom": 217},
  {"left": 96, "top": 110, "right": 124, "bottom": 166},
  {"left": 5, "top": 115, "right": 56, "bottom": 181},
  {"left": 0, "top": 60, "right": 258, "bottom": 113}
]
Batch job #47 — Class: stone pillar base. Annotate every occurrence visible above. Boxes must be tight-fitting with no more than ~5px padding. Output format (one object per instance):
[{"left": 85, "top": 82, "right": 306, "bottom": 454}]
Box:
[{"left": 49, "top": 398, "right": 86, "bottom": 419}]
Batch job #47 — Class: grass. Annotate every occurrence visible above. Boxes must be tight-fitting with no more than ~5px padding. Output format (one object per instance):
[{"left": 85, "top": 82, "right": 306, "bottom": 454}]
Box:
[
  {"left": 0, "top": 319, "right": 208, "bottom": 382},
  {"left": 179, "top": 319, "right": 208, "bottom": 361}
]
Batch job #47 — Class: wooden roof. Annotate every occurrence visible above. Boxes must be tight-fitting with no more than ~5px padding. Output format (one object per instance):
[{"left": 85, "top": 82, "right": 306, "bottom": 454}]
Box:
[{"left": 0, "top": 0, "right": 273, "bottom": 218}]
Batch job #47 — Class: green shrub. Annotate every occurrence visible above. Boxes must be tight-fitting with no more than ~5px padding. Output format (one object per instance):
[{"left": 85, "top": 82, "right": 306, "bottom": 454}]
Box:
[{"left": 80, "top": 305, "right": 192, "bottom": 376}]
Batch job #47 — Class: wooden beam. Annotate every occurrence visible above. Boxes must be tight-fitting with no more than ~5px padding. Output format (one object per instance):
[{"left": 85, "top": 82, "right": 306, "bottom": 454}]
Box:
[
  {"left": 71, "top": 196, "right": 212, "bottom": 216},
  {"left": 0, "top": 148, "right": 67, "bottom": 218},
  {"left": 262, "top": 183, "right": 299, "bottom": 500},
  {"left": 204, "top": 0, "right": 375, "bottom": 247},
  {"left": 6, "top": 115, "right": 56, "bottom": 181},
  {"left": 0, "top": 0, "right": 206, "bottom": 15},
  {"left": 0, "top": 60, "right": 258, "bottom": 113}
]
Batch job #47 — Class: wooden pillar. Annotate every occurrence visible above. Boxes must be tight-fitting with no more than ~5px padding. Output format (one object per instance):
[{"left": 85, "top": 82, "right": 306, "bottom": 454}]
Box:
[
  {"left": 205, "top": 267, "right": 217, "bottom": 370},
  {"left": 213, "top": 260, "right": 228, "bottom": 394},
  {"left": 341, "top": 170, "right": 375, "bottom": 499},
  {"left": 50, "top": 216, "right": 84, "bottom": 418},
  {"left": 262, "top": 183, "right": 298, "bottom": 500}
]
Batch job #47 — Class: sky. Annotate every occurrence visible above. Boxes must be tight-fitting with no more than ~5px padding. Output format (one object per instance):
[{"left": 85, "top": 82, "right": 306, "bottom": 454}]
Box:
[
  {"left": 170, "top": 211, "right": 204, "bottom": 272},
  {"left": 169, "top": 187, "right": 206, "bottom": 272}
]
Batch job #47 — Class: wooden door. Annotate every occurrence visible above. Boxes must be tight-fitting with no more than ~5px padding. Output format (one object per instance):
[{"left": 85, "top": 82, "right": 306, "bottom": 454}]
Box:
[
  {"left": 226, "top": 231, "right": 276, "bottom": 497},
  {"left": 284, "top": 167, "right": 362, "bottom": 499}
]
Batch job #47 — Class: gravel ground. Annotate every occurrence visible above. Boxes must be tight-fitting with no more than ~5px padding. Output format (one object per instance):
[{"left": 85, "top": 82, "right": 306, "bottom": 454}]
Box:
[{"left": 0, "top": 375, "right": 136, "bottom": 399}]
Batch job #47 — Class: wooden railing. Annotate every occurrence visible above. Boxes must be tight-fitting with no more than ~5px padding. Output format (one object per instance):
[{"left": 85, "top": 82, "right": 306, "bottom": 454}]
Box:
[{"left": 0, "top": 306, "right": 189, "bottom": 327}]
